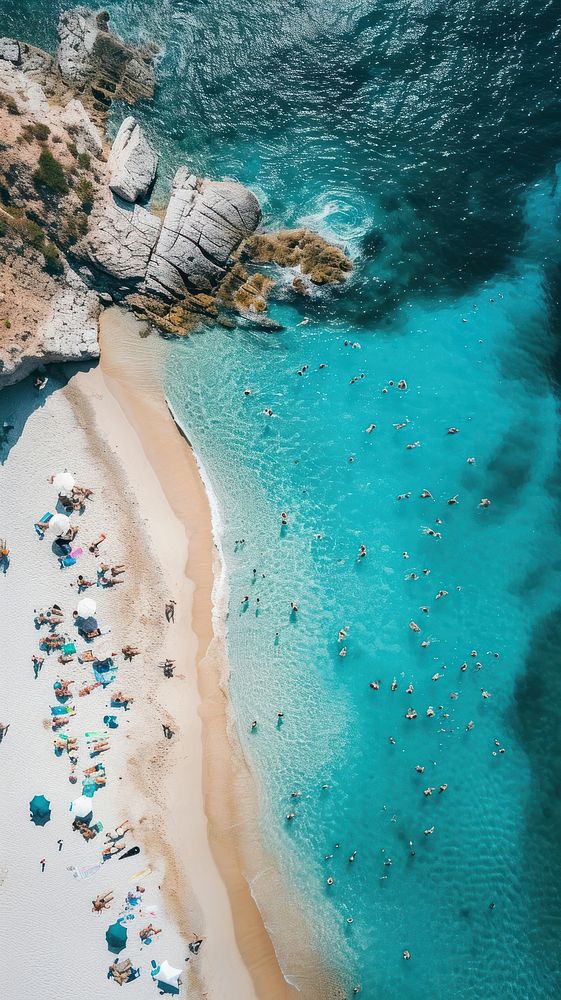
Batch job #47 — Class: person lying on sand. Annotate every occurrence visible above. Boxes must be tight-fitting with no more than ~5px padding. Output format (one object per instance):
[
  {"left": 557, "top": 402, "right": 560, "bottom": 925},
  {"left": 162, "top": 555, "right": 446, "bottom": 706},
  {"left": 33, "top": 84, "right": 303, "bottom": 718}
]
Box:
[
  {"left": 111, "top": 692, "right": 134, "bottom": 709},
  {"left": 77, "top": 575, "right": 95, "bottom": 590},
  {"left": 89, "top": 533, "right": 106, "bottom": 555},
  {"left": 122, "top": 646, "right": 140, "bottom": 661},
  {"left": 81, "top": 680, "right": 101, "bottom": 699},
  {"left": 139, "top": 924, "right": 162, "bottom": 941},
  {"left": 99, "top": 576, "right": 124, "bottom": 588},
  {"left": 102, "top": 842, "right": 125, "bottom": 860},
  {"left": 92, "top": 891, "right": 114, "bottom": 912}
]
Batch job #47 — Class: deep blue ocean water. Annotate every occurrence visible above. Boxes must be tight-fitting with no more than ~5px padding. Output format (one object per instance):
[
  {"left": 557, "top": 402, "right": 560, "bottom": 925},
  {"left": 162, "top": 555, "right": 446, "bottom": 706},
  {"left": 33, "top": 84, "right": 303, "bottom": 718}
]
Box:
[{"left": 2, "top": 2, "right": 561, "bottom": 996}]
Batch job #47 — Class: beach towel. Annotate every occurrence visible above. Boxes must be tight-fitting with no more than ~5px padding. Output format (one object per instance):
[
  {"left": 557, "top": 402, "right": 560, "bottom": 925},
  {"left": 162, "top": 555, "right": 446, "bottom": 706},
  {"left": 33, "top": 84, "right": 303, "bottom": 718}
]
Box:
[
  {"left": 51, "top": 704, "right": 75, "bottom": 716},
  {"left": 62, "top": 642, "right": 76, "bottom": 655},
  {"left": 70, "top": 547, "right": 83, "bottom": 559},
  {"left": 68, "top": 862, "right": 101, "bottom": 880},
  {"left": 103, "top": 715, "right": 119, "bottom": 729},
  {"left": 93, "top": 663, "right": 118, "bottom": 687},
  {"left": 130, "top": 867, "right": 152, "bottom": 882},
  {"left": 60, "top": 555, "right": 76, "bottom": 568}
]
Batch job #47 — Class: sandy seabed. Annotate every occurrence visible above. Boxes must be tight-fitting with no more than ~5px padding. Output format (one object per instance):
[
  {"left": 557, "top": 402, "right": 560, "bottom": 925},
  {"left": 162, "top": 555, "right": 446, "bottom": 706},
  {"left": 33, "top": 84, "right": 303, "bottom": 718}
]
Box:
[{"left": 0, "top": 307, "right": 296, "bottom": 999}]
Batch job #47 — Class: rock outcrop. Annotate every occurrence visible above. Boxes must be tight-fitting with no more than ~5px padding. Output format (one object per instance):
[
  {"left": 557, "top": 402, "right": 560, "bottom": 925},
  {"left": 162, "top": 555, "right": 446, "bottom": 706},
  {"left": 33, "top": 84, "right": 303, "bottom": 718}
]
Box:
[
  {"left": 0, "top": 38, "right": 20, "bottom": 64},
  {"left": 0, "top": 8, "right": 352, "bottom": 385},
  {"left": 85, "top": 197, "right": 161, "bottom": 282},
  {"left": 56, "top": 8, "right": 156, "bottom": 114},
  {"left": 108, "top": 116, "right": 158, "bottom": 202},
  {"left": 146, "top": 169, "right": 262, "bottom": 296},
  {"left": 0, "top": 262, "right": 99, "bottom": 388}
]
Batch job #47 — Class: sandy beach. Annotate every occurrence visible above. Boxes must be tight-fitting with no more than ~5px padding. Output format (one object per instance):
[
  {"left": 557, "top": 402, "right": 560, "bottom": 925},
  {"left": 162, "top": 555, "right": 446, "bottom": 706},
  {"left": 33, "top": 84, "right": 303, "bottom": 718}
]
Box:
[{"left": 0, "top": 307, "right": 295, "bottom": 999}]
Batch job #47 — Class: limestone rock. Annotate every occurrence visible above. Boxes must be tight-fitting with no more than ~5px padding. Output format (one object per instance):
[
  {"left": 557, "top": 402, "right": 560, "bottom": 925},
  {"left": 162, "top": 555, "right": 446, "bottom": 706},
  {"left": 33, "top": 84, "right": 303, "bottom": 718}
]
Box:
[
  {"left": 56, "top": 8, "right": 156, "bottom": 108},
  {"left": 59, "top": 98, "right": 104, "bottom": 155},
  {"left": 0, "top": 269, "right": 99, "bottom": 389},
  {"left": 0, "top": 38, "right": 20, "bottom": 64},
  {"left": 108, "top": 117, "right": 158, "bottom": 203},
  {"left": 146, "top": 168, "right": 261, "bottom": 295},
  {"left": 84, "top": 195, "right": 161, "bottom": 283}
]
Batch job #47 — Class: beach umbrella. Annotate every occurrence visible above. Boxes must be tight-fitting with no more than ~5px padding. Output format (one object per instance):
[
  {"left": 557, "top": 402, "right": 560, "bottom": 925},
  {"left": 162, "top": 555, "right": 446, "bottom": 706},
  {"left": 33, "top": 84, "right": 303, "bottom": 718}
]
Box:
[
  {"left": 71, "top": 795, "right": 93, "bottom": 819},
  {"left": 79, "top": 616, "right": 98, "bottom": 633},
  {"left": 53, "top": 471, "right": 75, "bottom": 494},
  {"left": 49, "top": 513, "right": 71, "bottom": 537},
  {"left": 93, "top": 639, "right": 116, "bottom": 662},
  {"left": 77, "top": 597, "right": 96, "bottom": 618},
  {"left": 106, "top": 920, "right": 127, "bottom": 953},
  {"left": 157, "top": 960, "right": 182, "bottom": 991},
  {"left": 30, "top": 794, "right": 51, "bottom": 825}
]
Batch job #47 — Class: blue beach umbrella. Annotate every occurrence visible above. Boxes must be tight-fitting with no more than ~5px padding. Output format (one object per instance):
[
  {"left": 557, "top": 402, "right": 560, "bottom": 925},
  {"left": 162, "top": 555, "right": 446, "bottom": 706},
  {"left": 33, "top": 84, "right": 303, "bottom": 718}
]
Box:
[
  {"left": 106, "top": 920, "right": 127, "bottom": 953},
  {"left": 30, "top": 794, "right": 51, "bottom": 825}
]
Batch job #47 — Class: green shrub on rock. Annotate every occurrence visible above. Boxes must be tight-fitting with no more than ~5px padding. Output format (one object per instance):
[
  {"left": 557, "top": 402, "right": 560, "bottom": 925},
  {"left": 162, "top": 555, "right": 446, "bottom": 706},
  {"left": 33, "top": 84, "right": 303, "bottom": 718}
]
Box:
[{"left": 33, "top": 149, "right": 69, "bottom": 196}]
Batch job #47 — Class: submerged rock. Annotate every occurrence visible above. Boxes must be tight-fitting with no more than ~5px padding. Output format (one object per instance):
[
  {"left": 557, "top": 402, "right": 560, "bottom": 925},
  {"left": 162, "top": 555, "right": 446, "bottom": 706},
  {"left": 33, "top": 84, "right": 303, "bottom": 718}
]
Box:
[{"left": 108, "top": 116, "right": 158, "bottom": 203}]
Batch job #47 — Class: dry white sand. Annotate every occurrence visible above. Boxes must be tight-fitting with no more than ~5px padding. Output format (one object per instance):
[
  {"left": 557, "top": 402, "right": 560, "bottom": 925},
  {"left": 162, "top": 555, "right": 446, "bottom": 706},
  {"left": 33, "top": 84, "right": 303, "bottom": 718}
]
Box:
[
  {"left": 0, "top": 381, "right": 191, "bottom": 997},
  {"left": 0, "top": 307, "right": 294, "bottom": 999}
]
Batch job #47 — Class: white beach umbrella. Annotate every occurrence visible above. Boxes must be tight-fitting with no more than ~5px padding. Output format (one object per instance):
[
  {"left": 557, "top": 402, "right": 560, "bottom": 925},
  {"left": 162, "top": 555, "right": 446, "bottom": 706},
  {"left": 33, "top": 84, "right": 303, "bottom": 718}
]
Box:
[
  {"left": 49, "top": 513, "right": 71, "bottom": 537},
  {"left": 92, "top": 639, "right": 116, "bottom": 662},
  {"left": 157, "top": 961, "right": 182, "bottom": 989},
  {"left": 53, "top": 471, "right": 75, "bottom": 494},
  {"left": 77, "top": 597, "right": 97, "bottom": 618},
  {"left": 71, "top": 795, "right": 93, "bottom": 819}
]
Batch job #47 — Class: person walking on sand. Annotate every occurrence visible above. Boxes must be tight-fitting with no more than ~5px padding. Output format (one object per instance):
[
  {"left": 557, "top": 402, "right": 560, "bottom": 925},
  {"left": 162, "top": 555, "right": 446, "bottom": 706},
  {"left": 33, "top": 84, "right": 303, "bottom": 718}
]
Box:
[
  {"left": 40, "top": 858, "right": 46, "bottom": 872},
  {"left": 57, "top": 839, "right": 63, "bottom": 852},
  {"left": 165, "top": 599, "right": 176, "bottom": 623},
  {"left": 0, "top": 722, "right": 10, "bottom": 743}
]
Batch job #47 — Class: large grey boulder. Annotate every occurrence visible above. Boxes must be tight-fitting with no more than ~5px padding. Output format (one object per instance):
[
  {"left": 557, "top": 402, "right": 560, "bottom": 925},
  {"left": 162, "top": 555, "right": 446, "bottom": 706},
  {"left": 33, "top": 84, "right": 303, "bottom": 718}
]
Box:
[
  {"left": 56, "top": 8, "right": 99, "bottom": 91},
  {"left": 0, "top": 38, "right": 20, "bottom": 64},
  {"left": 85, "top": 196, "right": 161, "bottom": 283},
  {"left": 146, "top": 168, "right": 261, "bottom": 295},
  {"left": 108, "top": 117, "right": 158, "bottom": 203}
]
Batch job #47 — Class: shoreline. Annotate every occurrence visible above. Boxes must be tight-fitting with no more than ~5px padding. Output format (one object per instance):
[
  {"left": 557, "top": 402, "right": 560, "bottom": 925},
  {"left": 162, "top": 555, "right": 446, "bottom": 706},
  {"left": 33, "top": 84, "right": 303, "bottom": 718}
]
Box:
[{"left": 93, "top": 308, "right": 297, "bottom": 998}]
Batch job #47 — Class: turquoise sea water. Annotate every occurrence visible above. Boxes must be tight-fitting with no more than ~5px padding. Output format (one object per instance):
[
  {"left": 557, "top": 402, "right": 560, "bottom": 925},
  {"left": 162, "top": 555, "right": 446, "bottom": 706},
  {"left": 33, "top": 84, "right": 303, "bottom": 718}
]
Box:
[{"left": 3, "top": 1, "right": 561, "bottom": 996}]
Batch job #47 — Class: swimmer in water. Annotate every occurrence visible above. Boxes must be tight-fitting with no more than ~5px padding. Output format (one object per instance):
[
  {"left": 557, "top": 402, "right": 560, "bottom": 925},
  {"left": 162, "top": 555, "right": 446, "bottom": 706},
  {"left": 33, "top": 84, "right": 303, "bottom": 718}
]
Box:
[
  {"left": 406, "top": 441, "right": 421, "bottom": 450},
  {"left": 397, "top": 380, "right": 407, "bottom": 390},
  {"left": 409, "top": 621, "right": 421, "bottom": 633},
  {"left": 339, "top": 646, "right": 347, "bottom": 658},
  {"left": 479, "top": 497, "right": 492, "bottom": 507},
  {"left": 447, "top": 495, "right": 459, "bottom": 505},
  {"left": 420, "top": 489, "right": 433, "bottom": 499},
  {"left": 435, "top": 590, "right": 448, "bottom": 600},
  {"left": 423, "top": 827, "right": 435, "bottom": 836},
  {"left": 365, "top": 423, "right": 376, "bottom": 433},
  {"left": 447, "top": 427, "right": 459, "bottom": 435},
  {"left": 467, "top": 457, "right": 476, "bottom": 464},
  {"left": 357, "top": 544, "right": 367, "bottom": 559},
  {"left": 397, "top": 491, "right": 412, "bottom": 500}
]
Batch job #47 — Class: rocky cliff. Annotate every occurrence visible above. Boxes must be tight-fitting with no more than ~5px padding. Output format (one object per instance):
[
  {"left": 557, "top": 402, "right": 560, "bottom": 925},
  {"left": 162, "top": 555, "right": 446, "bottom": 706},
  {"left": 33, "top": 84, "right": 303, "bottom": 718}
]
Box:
[{"left": 0, "top": 7, "right": 352, "bottom": 388}]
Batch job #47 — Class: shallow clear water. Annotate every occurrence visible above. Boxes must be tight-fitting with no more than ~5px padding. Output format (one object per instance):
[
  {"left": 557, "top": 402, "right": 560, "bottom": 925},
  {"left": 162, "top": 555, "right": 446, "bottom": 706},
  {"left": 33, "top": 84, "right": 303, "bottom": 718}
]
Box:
[{"left": 3, "top": 1, "right": 561, "bottom": 996}]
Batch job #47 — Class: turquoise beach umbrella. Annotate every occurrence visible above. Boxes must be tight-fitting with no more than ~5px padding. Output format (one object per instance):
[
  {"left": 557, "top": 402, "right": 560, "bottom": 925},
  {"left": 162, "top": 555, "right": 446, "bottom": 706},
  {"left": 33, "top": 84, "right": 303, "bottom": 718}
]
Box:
[
  {"left": 29, "top": 794, "right": 51, "bottom": 825},
  {"left": 106, "top": 921, "right": 127, "bottom": 953}
]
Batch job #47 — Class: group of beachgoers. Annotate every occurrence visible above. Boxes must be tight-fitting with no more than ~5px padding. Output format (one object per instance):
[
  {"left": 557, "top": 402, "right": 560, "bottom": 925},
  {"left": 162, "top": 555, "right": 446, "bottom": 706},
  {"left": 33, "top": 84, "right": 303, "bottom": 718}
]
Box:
[
  {"left": 12, "top": 468, "right": 191, "bottom": 990},
  {"left": 239, "top": 359, "right": 504, "bottom": 989}
]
